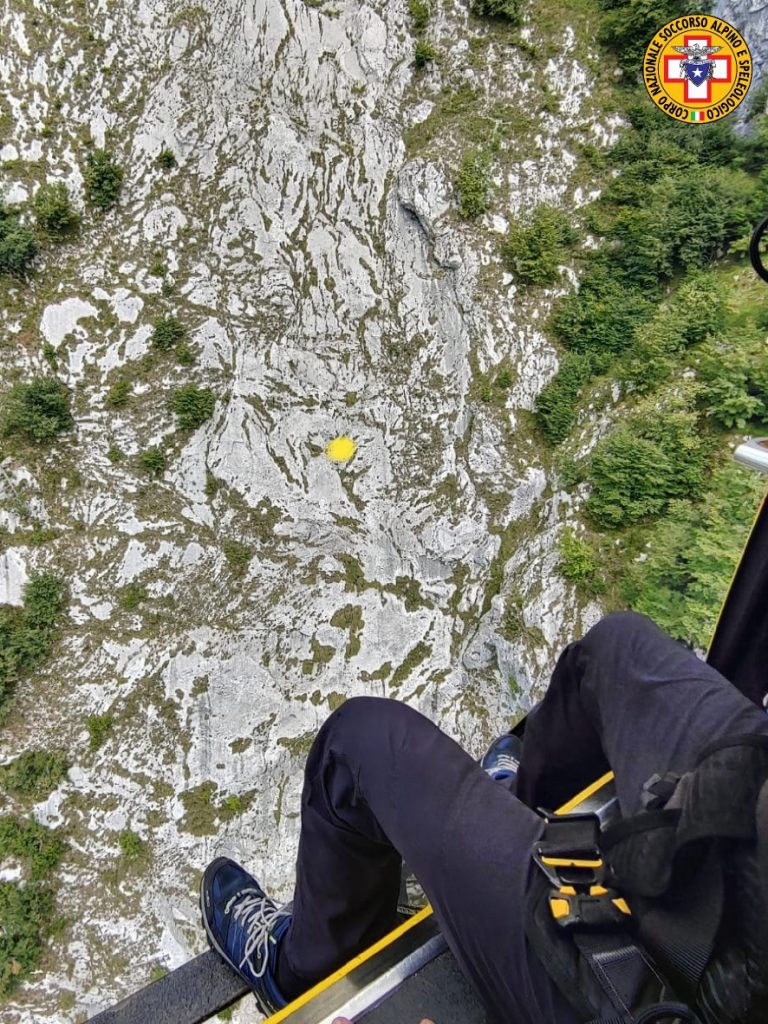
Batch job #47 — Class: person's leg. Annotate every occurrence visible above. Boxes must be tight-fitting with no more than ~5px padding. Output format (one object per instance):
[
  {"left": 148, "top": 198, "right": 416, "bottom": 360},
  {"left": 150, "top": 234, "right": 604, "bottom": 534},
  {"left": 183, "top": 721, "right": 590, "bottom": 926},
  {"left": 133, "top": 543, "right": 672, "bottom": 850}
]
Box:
[
  {"left": 276, "top": 696, "right": 578, "bottom": 1024},
  {"left": 517, "top": 610, "right": 768, "bottom": 816}
]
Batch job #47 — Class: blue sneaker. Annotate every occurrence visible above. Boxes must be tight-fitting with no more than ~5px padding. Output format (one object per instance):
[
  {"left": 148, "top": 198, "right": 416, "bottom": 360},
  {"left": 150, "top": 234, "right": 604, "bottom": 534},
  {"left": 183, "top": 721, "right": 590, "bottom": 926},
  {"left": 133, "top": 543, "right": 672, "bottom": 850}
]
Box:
[
  {"left": 481, "top": 732, "right": 522, "bottom": 783},
  {"left": 200, "top": 856, "right": 292, "bottom": 1015}
]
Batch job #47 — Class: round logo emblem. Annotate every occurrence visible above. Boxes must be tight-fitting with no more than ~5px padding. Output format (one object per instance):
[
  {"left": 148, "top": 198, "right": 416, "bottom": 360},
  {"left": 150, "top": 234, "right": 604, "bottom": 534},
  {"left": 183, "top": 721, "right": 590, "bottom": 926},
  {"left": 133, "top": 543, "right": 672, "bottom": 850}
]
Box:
[{"left": 643, "top": 15, "right": 752, "bottom": 123}]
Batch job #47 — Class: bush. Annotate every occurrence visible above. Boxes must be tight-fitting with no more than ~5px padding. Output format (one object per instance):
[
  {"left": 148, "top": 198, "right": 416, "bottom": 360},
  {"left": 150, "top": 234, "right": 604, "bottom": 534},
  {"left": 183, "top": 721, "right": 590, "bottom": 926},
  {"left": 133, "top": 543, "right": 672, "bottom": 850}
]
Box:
[
  {"left": 1, "top": 376, "right": 73, "bottom": 442},
  {"left": 222, "top": 539, "right": 253, "bottom": 575},
  {"left": 32, "top": 182, "right": 80, "bottom": 237},
  {"left": 0, "top": 204, "right": 37, "bottom": 276},
  {"left": 107, "top": 444, "right": 124, "bottom": 463},
  {"left": 118, "top": 829, "right": 144, "bottom": 859},
  {"left": 83, "top": 148, "right": 124, "bottom": 210},
  {"left": 148, "top": 256, "right": 168, "bottom": 278},
  {"left": 617, "top": 316, "right": 676, "bottom": 395},
  {"left": 413, "top": 41, "right": 439, "bottom": 67},
  {"left": 0, "top": 813, "right": 65, "bottom": 994},
  {"left": 155, "top": 147, "right": 177, "bottom": 171},
  {"left": 170, "top": 384, "right": 215, "bottom": 431},
  {"left": 471, "top": 0, "right": 522, "bottom": 24},
  {"left": 151, "top": 314, "right": 185, "bottom": 351},
  {"left": 455, "top": 149, "right": 491, "bottom": 219},
  {"left": 120, "top": 583, "right": 147, "bottom": 610},
  {"left": 176, "top": 343, "right": 196, "bottom": 366},
  {"left": 408, "top": 0, "right": 429, "bottom": 31},
  {"left": 0, "top": 750, "right": 69, "bottom": 800},
  {"left": 558, "top": 529, "right": 604, "bottom": 595},
  {"left": 502, "top": 204, "right": 577, "bottom": 286},
  {"left": 0, "top": 573, "right": 66, "bottom": 712},
  {"left": 622, "top": 462, "right": 765, "bottom": 649},
  {"left": 597, "top": 0, "right": 702, "bottom": 75},
  {"left": 535, "top": 352, "right": 599, "bottom": 444},
  {"left": 139, "top": 446, "right": 166, "bottom": 477},
  {"left": 586, "top": 391, "right": 712, "bottom": 529},
  {"left": 0, "top": 815, "right": 66, "bottom": 881},
  {"left": 105, "top": 378, "right": 131, "bottom": 408},
  {"left": 701, "top": 376, "right": 765, "bottom": 429},
  {"left": 550, "top": 266, "right": 654, "bottom": 356},
  {"left": 603, "top": 168, "right": 760, "bottom": 288},
  {"left": 696, "top": 333, "right": 768, "bottom": 430},
  {"left": 0, "top": 879, "right": 55, "bottom": 996},
  {"left": 86, "top": 714, "right": 113, "bottom": 751},
  {"left": 618, "top": 274, "right": 726, "bottom": 394}
]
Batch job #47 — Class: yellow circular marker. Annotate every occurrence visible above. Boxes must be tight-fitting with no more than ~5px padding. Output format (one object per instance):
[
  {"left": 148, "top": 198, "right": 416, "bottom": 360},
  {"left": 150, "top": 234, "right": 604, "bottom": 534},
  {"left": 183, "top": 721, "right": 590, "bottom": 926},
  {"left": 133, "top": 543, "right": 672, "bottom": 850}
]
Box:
[{"left": 326, "top": 435, "right": 357, "bottom": 462}]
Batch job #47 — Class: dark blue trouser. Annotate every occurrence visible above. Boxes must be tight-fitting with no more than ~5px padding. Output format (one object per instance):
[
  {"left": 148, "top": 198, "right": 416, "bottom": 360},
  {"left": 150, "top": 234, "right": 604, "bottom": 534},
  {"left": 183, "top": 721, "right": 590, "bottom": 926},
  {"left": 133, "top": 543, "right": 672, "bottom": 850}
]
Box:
[{"left": 275, "top": 612, "right": 768, "bottom": 1023}]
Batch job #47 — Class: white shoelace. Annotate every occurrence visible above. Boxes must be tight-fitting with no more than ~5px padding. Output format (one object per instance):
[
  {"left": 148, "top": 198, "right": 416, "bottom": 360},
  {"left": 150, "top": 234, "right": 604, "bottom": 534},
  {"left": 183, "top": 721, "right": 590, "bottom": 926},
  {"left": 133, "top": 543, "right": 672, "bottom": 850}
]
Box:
[
  {"left": 488, "top": 752, "right": 519, "bottom": 774},
  {"left": 224, "top": 888, "right": 292, "bottom": 976}
]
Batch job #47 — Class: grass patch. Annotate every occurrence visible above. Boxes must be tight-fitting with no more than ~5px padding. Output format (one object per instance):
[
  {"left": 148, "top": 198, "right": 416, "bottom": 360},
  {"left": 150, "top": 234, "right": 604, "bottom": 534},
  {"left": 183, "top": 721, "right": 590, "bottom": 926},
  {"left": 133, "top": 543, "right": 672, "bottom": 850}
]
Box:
[
  {"left": 1, "top": 377, "right": 74, "bottom": 442},
  {"left": 0, "top": 750, "right": 70, "bottom": 801},
  {"left": 86, "top": 713, "right": 114, "bottom": 752},
  {"left": 83, "top": 149, "right": 124, "bottom": 210},
  {"left": 169, "top": 384, "right": 215, "bottom": 431},
  {"left": 0, "top": 574, "right": 66, "bottom": 715},
  {"left": 139, "top": 447, "right": 166, "bottom": 477}
]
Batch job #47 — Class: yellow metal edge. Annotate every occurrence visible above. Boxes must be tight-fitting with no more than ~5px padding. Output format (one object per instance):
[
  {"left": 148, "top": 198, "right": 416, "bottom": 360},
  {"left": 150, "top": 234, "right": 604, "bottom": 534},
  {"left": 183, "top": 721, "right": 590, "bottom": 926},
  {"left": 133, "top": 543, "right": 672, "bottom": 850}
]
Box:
[
  {"left": 555, "top": 771, "right": 615, "bottom": 815},
  {"left": 264, "top": 770, "right": 617, "bottom": 1020},
  {"left": 263, "top": 904, "right": 435, "bottom": 1023}
]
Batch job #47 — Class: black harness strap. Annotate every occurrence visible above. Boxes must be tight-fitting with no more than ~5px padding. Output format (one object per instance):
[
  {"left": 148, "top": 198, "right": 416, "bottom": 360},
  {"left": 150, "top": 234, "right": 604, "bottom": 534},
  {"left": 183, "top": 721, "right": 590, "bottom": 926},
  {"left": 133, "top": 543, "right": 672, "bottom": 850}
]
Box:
[{"left": 528, "top": 812, "right": 680, "bottom": 1023}]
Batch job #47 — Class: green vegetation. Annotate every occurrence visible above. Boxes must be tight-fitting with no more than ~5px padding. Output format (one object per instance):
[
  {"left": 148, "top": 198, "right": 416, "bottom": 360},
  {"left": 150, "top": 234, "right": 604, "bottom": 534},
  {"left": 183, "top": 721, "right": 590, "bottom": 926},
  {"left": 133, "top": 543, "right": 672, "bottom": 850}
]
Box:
[
  {"left": 83, "top": 148, "right": 124, "bottom": 210},
  {"left": 139, "top": 446, "right": 166, "bottom": 477},
  {"left": 118, "top": 829, "right": 144, "bottom": 859},
  {"left": 120, "top": 582, "right": 147, "bottom": 610},
  {"left": 148, "top": 256, "right": 168, "bottom": 278},
  {"left": 598, "top": 0, "right": 703, "bottom": 75},
  {"left": 170, "top": 384, "right": 215, "bottom": 431},
  {"left": 623, "top": 462, "right": 766, "bottom": 647},
  {"left": 533, "top": 0, "right": 768, "bottom": 647},
  {"left": 105, "top": 378, "right": 131, "bottom": 408},
  {"left": 0, "top": 750, "right": 69, "bottom": 800},
  {"left": 455, "top": 149, "right": 492, "bottom": 219},
  {"left": 222, "top": 539, "right": 253, "bottom": 575},
  {"left": 0, "top": 814, "right": 65, "bottom": 996},
  {"left": 32, "top": 183, "right": 80, "bottom": 238},
  {"left": 470, "top": 0, "right": 522, "bottom": 24},
  {"left": 86, "top": 713, "right": 114, "bottom": 751},
  {"left": 107, "top": 444, "right": 124, "bottom": 463},
  {"left": 695, "top": 331, "right": 768, "bottom": 430},
  {"left": 408, "top": 0, "right": 429, "bottom": 31},
  {"left": 155, "top": 147, "right": 177, "bottom": 171},
  {"left": 0, "top": 878, "right": 55, "bottom": 996},
  {"left": 558, "top": 529, "right": 604, "bottom": 596},
  {"left": 0, "top": 574, "right": 66, "bottom": 715},
  {"left": 175, "top": 343, "right": 195, "bottom": 366},
  {"left": 586, "top": 388, "right": 713, "bottom": 530},
  {"left": 414, "top": 41, "right": 439, "bottom": 68},
  {"left": 151, "top": 314, "right": 186, "bottom": 351},
  {"left": 0, "top": 203, "right": 37, "bottom": 276},
  {"left": 502, "top": 205, "right": 577, "bottom": 286},
  {"left": 1, "top": 376, "right": 73, "bottom": 443},
  {"left": 535, "top": 353, "right": 599, "bottom": 444},
  {"left": 0, "top": 816, "right": 65, "bottom": 882}
]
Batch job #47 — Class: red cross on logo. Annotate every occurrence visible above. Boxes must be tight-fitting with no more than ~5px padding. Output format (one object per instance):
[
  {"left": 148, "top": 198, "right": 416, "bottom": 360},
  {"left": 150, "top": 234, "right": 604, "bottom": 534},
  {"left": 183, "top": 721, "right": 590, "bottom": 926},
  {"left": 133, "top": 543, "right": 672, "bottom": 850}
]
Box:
[{"left": 664, "top": 34, "right": 733, "bottom": 103}]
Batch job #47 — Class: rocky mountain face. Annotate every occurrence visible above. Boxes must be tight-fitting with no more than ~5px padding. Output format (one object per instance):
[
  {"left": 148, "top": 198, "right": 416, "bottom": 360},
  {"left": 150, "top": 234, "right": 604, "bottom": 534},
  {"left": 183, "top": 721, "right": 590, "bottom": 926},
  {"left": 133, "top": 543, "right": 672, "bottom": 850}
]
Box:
[
  {"left": 714, "top": 0, "right": 768, "bottom": 127},
  {"left": 0, "top": 1, "right": 765, "bottom": 1022}
]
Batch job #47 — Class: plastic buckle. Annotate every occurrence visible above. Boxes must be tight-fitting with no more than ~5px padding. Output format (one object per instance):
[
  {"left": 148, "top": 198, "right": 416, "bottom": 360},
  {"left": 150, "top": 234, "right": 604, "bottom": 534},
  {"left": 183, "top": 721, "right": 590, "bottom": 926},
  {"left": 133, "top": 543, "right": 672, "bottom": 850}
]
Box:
[
  {"left": 533, "top": 810, "right": 605, "bottom": 889},
  {"left": 548, "top": 885, "right": 632, "bottom": 932}
]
